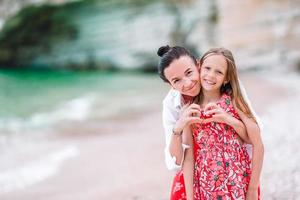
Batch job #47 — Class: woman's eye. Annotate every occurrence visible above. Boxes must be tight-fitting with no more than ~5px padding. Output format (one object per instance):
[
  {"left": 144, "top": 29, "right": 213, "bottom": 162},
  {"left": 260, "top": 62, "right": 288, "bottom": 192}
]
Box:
[
  {"left": 217, "top": 71, "right": 223, "bottom": 74},
  {"left": 186, "top": 71, "right": 192, "bottom": 75}
]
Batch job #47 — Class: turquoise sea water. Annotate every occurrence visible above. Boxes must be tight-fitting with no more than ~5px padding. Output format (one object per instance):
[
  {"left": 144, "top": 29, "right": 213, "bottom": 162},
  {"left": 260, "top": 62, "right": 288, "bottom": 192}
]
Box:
[
  {"left": 0, "top": 69, "right": 167, "bottom": 134},
  {"left": 0, "top": 67, "right": 170, "bottom": 195}
]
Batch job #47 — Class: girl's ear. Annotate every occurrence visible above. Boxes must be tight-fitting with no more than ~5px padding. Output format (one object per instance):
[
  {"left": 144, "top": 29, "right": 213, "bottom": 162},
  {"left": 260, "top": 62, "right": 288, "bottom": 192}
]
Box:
[
  {"left": 224, "top": 74, "right": 229, "bottom": 84},
  {"left": 223, "top": 81, "right": 230, "bottom": 87}
]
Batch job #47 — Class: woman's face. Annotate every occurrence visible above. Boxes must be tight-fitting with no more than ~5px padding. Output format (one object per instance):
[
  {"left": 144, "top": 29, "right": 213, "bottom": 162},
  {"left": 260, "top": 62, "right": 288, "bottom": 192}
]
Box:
[
  {"left": 164, "top": 56, "right": 201, "bottom": 97},
  {"left": 200, "top": 54, "right": 227, "bottom": 93}
]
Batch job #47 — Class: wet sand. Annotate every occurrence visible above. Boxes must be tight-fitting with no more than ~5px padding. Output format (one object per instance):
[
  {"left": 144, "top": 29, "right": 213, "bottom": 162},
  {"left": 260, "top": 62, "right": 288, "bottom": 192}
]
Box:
[{"left": 0, "top": 71, "right": 299, "bottom": 200}]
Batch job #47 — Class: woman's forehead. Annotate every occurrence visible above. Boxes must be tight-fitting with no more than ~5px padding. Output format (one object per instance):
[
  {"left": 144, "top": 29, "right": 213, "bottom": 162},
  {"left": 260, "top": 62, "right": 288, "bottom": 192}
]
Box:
[{"left": 164, "top": 56, "right": 196, "bottom": 77}]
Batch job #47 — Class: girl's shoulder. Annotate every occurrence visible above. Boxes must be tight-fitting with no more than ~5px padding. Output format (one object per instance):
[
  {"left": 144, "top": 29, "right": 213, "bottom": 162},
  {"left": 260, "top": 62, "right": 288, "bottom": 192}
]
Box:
[
  {"left": 218, "top": 93, "right": 232, "bottom": 108},
  {"left": 219, "top": 93, "right": 240, "bottom": 119}
]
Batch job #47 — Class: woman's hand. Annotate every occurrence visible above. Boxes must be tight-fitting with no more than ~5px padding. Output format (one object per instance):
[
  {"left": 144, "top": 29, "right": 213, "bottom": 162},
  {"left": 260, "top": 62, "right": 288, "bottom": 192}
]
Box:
[{"left": 173, "top": 103, "right": 202, "bottom": 133}]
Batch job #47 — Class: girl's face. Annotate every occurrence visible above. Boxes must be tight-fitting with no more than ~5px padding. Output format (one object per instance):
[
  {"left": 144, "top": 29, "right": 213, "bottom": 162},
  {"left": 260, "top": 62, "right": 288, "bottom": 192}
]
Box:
[
  {"left": 164, "top": 56, "right": 201, "bottom": 97},
  {"left": 200, "top": 54, "right": 228, "bottom": 93}
]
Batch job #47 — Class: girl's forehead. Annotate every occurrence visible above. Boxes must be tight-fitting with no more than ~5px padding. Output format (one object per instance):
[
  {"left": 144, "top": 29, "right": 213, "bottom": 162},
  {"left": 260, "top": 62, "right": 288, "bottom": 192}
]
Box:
[{"left": 202, "top": 54, "right": 226, "bottom": 65}]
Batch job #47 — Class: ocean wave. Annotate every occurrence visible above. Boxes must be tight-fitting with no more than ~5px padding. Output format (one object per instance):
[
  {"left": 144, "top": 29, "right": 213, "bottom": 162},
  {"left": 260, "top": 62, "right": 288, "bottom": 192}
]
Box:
[
  {"left": 0, "top": 94, "right": 96, "bottom": 134},
  {"left": 0, "top": 145, "right": 79, "bottom": 193}
]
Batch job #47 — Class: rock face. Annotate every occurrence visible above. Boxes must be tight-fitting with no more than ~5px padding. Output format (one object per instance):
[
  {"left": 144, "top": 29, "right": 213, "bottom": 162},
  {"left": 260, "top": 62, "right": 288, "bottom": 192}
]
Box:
[
  {"left": 0, "top": 0, "right": 71, "bottom": 30},
  {"left": 216, "top": 0, "right": 300, "bottom": 71},
  {"left": 0, "top": 0, "right": 205, "bottom": 70},
  {"left": 0, "top": 0, "right": 299, "bottom": 71}
]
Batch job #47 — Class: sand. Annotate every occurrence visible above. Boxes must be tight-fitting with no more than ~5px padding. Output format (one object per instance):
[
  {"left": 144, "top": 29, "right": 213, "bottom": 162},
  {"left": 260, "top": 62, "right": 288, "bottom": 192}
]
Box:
[{"left": 0, "top": 71, "right": 299, "bottom": 200}]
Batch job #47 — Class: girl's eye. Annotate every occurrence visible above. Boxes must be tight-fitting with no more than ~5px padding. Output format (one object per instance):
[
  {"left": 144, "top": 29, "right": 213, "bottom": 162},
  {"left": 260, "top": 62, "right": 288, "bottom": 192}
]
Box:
[
  {"left": 217, "top": 71, "right": 223, "bottom": 74},
  {"left": 173, "top": 80, "right": 179, "bottom": 84},
  {"left": 205, "top": 66, "right": 210, "bottom": 70}
]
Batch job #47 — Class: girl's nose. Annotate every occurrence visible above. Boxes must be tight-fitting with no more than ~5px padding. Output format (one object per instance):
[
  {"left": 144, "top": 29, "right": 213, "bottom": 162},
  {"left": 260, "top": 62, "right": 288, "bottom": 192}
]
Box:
[{"left": 207, "top": 70, "right": 215, "bottom": 78}]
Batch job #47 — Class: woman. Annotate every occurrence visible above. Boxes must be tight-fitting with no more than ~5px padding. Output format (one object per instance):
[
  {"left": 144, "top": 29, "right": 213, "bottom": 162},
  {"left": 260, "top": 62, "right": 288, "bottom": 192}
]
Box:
[{"left": 157, "top": 45, "right": 264, "bottom": 200}]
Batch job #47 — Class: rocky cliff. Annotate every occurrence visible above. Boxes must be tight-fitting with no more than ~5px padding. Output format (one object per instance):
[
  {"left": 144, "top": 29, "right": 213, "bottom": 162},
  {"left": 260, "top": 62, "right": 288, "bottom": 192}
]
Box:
[{"left": 0, "top": 0, "right": 299, "bottom": 71}]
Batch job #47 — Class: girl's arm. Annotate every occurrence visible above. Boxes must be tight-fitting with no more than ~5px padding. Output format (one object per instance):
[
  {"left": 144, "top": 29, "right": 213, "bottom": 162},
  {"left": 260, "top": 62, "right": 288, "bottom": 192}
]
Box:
[
  {"left": 182, "top": 126, "right": 194, "bottom": 200},
  {"left": 236, "top": 109, "right": 264, "bottom": 199}
]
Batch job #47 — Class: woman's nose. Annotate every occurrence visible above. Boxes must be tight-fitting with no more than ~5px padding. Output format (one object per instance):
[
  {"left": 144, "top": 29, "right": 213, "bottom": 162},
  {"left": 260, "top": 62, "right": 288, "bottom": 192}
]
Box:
[{"left": 182, "top": 78, "right": 193, "bottom": 87}]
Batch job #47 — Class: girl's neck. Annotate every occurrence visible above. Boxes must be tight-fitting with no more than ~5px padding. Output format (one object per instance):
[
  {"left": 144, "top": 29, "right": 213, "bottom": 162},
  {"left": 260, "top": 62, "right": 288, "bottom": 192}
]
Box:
[{"left": 201, "top": 90, "right": 222, "bottom": 107}]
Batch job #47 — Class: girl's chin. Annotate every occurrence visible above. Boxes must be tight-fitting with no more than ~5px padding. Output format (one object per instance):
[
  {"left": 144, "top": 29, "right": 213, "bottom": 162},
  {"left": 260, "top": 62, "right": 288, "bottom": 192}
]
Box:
[{"left": 202, "top": 88, "right": 219, "bottom": 93}]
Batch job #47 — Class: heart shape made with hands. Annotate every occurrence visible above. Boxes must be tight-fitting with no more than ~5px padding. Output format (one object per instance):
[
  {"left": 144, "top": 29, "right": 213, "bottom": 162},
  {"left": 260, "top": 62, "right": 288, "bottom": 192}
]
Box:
[
  {"left": 200, "top": 103, "right": 218, "bottom": 119},
  {"left": 201, "top": 110, "right": 213, "bottom": 119},
  {"left": 200, "top": 109, "right": 213, "bottom": 119}
]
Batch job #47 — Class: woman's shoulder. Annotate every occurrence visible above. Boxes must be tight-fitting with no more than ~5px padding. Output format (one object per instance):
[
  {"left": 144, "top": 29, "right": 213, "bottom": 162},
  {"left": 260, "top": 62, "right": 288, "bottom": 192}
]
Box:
[
  {"left": 163, "top": 89, "right": 182, "bottom": 111},
  {"left": 163, "top": 89, "right": 179, "bottom": 103}
]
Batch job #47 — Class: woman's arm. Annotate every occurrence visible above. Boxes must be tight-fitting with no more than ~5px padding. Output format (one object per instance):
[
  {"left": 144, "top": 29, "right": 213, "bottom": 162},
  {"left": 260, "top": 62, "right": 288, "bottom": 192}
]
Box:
[
  {"left": 168, "top": 130, "right": 184, "bottom": 166},
  {"left": 182, "top": 126, "right": 194, "bottom": 200},
  {"left": 163, "top": 102, "right": 201, "bottom": 169},
  {"left": 237, "top": 109, "right": 264, "bottom": 199},
  {"left": 223, "top": 114, "right": 250, "bottom": 144}
]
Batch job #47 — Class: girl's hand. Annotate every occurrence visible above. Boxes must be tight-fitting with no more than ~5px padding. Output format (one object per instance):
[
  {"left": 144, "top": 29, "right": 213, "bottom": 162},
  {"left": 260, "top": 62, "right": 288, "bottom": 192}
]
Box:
[
  {"left": 174, "top": 103, "right": 202, "bottom": 133},
  {"left": 246, "top": 187, "right": 258, "bottom": 200},
  {"left": 201, "top": 103, "right": 232, "bottom": 124}
]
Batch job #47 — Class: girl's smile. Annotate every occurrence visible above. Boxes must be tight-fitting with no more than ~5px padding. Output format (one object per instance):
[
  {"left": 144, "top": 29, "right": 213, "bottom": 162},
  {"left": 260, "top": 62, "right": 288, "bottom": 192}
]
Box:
[{"left": 200, "top": 54, "right": 227, "bottom": 93}]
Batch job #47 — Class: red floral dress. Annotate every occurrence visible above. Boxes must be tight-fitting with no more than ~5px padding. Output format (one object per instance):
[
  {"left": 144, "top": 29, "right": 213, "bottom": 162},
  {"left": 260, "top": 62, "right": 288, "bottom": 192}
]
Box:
[
  {"left": 169, "top": 95, "right": 192, "bottom": 200},
  {"left": 170, "top": 170, "right": 186, "bottom": 200},
  {"left": 169, "top": 94, "right": 260, "bottom": 200},
  {"left": 192, "top": 94, "right": 252, "bottom": 199}
]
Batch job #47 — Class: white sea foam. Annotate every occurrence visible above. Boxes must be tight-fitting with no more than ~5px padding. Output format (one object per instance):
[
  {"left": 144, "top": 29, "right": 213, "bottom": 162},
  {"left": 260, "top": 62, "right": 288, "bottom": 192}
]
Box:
[
  {"left": 0, "top": 145, "right": 79, "bottom": 193},
  {"left": 31, "top": 94, "right": 96, "bottom": 125},
  {"left": 0, "top": 94, "right": 96, "bottom": 134}
]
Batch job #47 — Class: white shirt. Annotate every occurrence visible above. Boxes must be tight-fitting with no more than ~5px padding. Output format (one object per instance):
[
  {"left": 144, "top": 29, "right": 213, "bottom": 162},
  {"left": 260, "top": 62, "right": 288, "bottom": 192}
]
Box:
[{"left": 162, "top": 80, "right": 263, "bottom": 171}]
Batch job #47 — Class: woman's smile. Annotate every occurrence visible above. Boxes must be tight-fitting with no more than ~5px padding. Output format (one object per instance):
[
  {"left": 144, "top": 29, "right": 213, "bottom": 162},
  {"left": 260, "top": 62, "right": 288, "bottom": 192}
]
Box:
[{"left": 184, "top": 81, "right": 197, "bottom": 92}]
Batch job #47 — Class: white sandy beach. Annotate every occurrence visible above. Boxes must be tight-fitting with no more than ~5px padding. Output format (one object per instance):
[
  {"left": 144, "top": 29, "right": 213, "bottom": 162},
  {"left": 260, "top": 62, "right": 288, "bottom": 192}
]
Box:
[{"left": 0, "top": 71, "right": 299, "bottom": 200}]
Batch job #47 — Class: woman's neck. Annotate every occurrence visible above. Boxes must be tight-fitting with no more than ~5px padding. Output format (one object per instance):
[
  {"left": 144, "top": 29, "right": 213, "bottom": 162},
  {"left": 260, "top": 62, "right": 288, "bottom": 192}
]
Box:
[
  {"left": 201, "top": 90, "right": 221, "bottom": 106},
  {"left": 182, "top": 94, "right": 194, "bottom": 104}
]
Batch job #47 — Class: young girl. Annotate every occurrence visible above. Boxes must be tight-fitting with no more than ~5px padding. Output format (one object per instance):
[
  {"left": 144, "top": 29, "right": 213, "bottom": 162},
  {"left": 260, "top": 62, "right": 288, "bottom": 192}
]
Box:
[
  {"left": 157, "top": 46, "right": 263, "bottom": 200},
  {"left": 184, "top": 47, "right": 263, "bottom": 199}
]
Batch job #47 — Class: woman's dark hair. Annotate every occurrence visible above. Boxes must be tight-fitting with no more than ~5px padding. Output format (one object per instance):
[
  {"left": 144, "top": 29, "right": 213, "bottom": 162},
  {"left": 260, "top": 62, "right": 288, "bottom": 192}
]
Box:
[{"left": 157, "top": 45, "right": 197, "bottom": 83}]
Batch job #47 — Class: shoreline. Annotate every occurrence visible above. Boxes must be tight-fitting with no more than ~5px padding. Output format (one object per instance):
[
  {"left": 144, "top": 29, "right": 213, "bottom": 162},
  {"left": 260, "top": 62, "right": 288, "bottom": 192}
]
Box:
[{"left": 0, "top": 71, "right": 299, "bottom": 199}]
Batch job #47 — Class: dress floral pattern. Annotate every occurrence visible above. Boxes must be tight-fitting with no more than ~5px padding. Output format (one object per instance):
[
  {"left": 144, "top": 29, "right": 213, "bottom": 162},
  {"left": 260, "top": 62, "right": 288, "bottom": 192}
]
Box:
[
  {"left": 170, "top": 170, "right": 186, "bottom": 200},
  {"left": 169, "top": 93, "right": 260, "bottom": 200},
  {"left": 192, "top": 94, "right": 251, "bottom": 200}
]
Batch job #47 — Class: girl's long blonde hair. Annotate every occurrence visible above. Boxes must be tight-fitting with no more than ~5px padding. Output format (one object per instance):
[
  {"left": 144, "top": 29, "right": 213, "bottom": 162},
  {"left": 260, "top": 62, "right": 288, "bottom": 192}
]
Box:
[{"left": 199, "top": 47, "right": 257, "bottom": 122}]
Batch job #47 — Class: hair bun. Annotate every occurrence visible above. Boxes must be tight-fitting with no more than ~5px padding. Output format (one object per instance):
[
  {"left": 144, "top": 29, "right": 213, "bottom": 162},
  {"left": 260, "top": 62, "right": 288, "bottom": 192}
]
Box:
[{"left": 157, "top": 45, "right": 170, "bottom": 57}]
